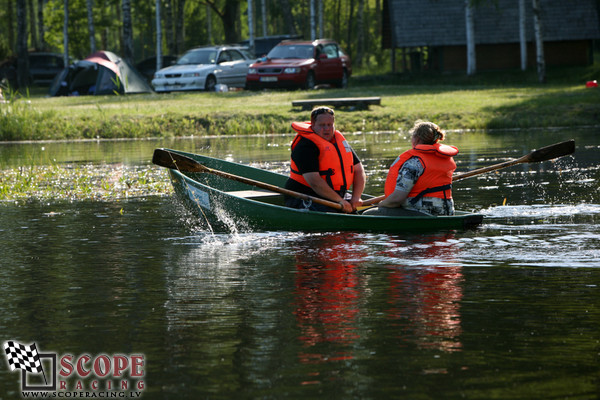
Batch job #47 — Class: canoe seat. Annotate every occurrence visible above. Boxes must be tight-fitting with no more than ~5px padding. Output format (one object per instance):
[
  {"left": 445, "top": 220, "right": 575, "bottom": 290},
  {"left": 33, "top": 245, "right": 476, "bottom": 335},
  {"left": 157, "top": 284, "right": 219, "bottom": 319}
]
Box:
[
  {"left": 227, "top": 189, "right": 282, "bottom": 199},
  {"left": 226, "top": 189, "right": 284, "bottom": 206}
]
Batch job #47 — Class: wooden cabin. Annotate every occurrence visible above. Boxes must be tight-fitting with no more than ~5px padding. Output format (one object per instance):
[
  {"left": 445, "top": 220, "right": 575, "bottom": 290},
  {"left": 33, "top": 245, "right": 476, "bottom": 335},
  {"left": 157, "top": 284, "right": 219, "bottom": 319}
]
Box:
[{"left": 382, "top": 0, "right": 600, "bottom": 72}]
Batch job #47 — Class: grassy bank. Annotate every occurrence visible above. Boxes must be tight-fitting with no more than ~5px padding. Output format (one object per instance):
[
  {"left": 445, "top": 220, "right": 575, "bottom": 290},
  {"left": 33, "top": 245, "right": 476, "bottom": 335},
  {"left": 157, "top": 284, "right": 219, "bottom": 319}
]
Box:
[{"left": 1, "top": 63, "right": 599, "bottom": 141}]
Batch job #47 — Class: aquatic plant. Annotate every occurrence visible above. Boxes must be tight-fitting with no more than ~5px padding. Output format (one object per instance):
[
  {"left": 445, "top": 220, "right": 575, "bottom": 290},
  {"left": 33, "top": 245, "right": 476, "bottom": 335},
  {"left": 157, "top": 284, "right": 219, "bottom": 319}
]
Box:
[{"left": 0, "top": 163, "right": 172, "bottom": 202}]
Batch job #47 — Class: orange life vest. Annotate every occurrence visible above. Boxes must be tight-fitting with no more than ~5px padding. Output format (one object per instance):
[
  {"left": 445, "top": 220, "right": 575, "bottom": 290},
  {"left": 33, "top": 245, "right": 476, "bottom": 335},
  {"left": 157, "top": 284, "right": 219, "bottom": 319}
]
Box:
[
  {"left": 384, "top": 143, "right": 458, "bottom": 201},
  {"left": 289, "top": 121, "right": 355, "bottom": 192}
]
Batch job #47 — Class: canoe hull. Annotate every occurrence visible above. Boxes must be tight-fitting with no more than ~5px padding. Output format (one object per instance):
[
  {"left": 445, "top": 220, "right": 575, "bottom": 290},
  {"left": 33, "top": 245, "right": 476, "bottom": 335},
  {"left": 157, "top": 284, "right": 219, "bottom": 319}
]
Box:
[{"left": 162, "top": 149, "right": 484, "bottom": 233}]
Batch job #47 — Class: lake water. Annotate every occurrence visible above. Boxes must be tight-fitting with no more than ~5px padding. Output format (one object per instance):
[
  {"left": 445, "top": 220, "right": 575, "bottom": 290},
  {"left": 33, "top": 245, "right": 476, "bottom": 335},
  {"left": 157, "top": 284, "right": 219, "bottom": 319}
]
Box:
[{"left": 1, "top": 128, "right": 599, "bottom": 399}]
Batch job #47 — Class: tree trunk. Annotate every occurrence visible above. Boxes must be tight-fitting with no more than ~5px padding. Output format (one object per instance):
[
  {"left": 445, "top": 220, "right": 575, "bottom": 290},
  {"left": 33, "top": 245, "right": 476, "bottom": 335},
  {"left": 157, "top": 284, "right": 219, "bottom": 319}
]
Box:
[
  {"left": 165, "top": 0, "right": 175, "bottom": 56},
  {"left": 519, "top": 0, "right": 526, "bottom": 71},
  {"left": 465, "top": 0, "right": 476, "bottom": 76},
  {"left": 248, "top": 0, "right": 254, "bottom": 51},
  {"left": 37, "top": 0, "right": 46, "bottom": 50},
  {"left": 375, "top": 0, "right": 383, "bottom": 65},
  {"left": 261, "top": 0, "right": 267, "bottom": 37},
  {"left": 310, "top": 0, "right": 316, "bottom": 40},
  {"left": 532, "top": 0, "right": 545, "bottom": 82},
  {"left": 355, "top": 0, "right": 365, "bottom": 67},
  {"left": 8, "top": 0, "right": 16, "bottom": 54},
  {"left": 346, "top": 0, "right": 355, "bottom": 59},
  {"left": 206, "top": 0, "right": 241, "bottom": 43},
  {"left": 206, "top": 3, "right": 213, "bottom": 44},
  {"left": 334, "top": 0, "right": 341, "bottom": 40},
  {"left": 175, "top": 0, "right": 186, "bottom": 55},
  {"left": 87, "top": 0, "right": 97, "bottom": 53},
  {"left": 318, "top": 0, "right": 323, "bottom": 38},
  {"left": 63, "top": 0, "right": 69, "bottom": 74},
  {"left": 17, "top": 0, "right": 30, "bottom": 88},
  {"left": 122, "top": 0, "right": 134, "bottom": 63},
  {"left": 280, "top": 0, "right": 296, "bottom": 36},
  {"left": 28, "top": 0, "right": 37, "bottom": 50},
  {"left": 156, "top": 0, "right": 162, "bottom": 71}
]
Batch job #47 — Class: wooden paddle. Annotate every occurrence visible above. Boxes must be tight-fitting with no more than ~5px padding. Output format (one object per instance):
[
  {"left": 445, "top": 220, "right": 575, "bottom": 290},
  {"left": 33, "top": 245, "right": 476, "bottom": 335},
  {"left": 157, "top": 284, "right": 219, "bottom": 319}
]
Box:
[
  {"left": 361, "top": 139, "right": 575, "bottom": 207},
  {"left": 152, "top": 148, "right": 345, "bottom": 211}
]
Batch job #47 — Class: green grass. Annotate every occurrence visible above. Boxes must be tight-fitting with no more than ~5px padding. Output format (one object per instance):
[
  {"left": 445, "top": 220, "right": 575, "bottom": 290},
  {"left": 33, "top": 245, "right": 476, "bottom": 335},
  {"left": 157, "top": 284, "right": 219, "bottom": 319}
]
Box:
[{"left": 1, "top": 62, "right": 599, "bottom": 141}]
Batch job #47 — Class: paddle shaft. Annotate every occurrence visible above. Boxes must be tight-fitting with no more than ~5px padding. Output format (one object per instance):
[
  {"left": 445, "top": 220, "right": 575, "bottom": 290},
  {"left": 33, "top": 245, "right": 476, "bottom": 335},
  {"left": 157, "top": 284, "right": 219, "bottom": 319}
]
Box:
[
  {"left": 153, "top": 149, "right": 344, "bottom": 211},
  {"left": 362, "top": 139, "right": 575, "bottom": 207}
]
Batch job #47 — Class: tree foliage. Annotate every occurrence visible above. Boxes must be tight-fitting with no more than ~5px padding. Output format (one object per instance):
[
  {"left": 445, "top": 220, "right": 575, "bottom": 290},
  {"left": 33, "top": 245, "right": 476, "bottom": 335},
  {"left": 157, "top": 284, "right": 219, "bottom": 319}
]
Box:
[{"left": 0, "top": 0, "right": 387, "bottom": 69}]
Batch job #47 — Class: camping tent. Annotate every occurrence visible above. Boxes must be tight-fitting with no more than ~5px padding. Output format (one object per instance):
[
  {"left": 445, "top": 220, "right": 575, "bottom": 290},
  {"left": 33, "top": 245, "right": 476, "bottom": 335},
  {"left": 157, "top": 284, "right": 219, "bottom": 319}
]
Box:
[{"left": 49, "top": 51, "right": 152, "bottom": 96}]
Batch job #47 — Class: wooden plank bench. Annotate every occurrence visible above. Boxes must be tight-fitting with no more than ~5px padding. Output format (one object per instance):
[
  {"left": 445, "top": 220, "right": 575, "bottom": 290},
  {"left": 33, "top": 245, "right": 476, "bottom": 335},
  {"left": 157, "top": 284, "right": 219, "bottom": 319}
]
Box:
[{"left": 292, "top": 96, "right": 381, "bottom": 111}]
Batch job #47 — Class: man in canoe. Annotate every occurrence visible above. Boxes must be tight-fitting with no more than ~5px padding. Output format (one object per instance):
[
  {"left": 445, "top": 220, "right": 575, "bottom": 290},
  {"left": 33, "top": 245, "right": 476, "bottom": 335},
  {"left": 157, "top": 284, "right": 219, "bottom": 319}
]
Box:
[
  {"left": 365, "top": 120, "right": 457, "bottom": 216},
  {"left": 285, "top": 106, "right": 366, "bottom": 213}
]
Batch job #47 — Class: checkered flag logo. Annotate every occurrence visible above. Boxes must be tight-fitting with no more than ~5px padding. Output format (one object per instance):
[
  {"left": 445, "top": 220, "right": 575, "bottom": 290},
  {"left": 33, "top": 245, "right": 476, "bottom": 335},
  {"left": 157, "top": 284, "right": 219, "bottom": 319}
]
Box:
[{"left": 3, "top": 341, "right": 43, "bottom": 374}]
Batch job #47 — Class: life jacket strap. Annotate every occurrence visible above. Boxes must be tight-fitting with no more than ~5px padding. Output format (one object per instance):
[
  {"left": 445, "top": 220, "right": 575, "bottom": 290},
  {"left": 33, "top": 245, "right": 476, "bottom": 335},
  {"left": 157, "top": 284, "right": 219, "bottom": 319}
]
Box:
[{"left": 409, "top": 184, "right": 452, "bottom": 205}]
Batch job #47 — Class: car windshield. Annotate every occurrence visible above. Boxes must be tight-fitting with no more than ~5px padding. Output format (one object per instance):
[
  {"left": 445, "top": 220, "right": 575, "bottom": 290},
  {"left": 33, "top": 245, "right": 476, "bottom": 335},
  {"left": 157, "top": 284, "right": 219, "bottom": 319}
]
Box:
[
  {"left": 176, "top": 49, "right": 217, "bottom": 65},
  {"left": 267, "top": 45, "right": 314, "bottom": 59}
]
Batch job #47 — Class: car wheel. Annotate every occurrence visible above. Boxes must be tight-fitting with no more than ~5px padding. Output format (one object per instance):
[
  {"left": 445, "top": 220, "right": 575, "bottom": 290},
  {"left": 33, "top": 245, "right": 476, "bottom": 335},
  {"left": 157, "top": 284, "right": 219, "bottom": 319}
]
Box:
[
  {"left": 337, "top": 69, "right": 348, "bottom": 88},
  {"left": 304, "top": 72, "right": 315, "bottom": 90},
  {"left": 205, "top": 75, "right": 217, "bottom": 92}
]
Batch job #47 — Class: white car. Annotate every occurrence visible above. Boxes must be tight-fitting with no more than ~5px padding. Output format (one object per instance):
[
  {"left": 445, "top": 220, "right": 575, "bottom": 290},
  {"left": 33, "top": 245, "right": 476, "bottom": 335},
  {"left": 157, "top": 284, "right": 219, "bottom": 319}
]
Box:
[{"left": 152, "top": 46, "right": 254, "bottom": 92}]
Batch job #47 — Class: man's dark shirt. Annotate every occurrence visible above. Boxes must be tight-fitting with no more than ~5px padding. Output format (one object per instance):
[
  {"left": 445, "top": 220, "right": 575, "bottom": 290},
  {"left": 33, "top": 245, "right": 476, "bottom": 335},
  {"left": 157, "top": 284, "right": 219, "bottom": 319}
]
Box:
[{"left": 285, "top": 136, "right": 360, "bottom": 198}]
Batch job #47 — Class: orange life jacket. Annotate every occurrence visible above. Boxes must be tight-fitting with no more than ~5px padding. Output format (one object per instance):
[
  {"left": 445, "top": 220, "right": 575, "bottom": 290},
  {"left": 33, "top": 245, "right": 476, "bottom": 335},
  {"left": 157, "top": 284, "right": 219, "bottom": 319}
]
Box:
[
  {"left": 384, "top": 143, "right": 458, "bottom": 202},
  {"left": 289, "top": 121, "right": 355, "bottom": 192}
]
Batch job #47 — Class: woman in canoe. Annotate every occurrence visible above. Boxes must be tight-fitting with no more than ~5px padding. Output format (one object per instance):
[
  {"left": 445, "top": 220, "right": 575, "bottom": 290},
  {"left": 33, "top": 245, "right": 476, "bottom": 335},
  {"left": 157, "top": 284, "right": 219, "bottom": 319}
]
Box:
[
  {"left": 285, "top": 106, "right": 366, "bottom": 213},
  {"left": 365, "top": 120, "right": 458, "bottom": 216}
]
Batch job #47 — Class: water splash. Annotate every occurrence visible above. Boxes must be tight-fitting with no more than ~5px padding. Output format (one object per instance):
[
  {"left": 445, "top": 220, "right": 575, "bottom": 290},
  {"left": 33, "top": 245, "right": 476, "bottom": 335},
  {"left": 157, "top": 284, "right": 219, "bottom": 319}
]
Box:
[{"left": 483, "top": 203, "right": 600, "bottom": 218}]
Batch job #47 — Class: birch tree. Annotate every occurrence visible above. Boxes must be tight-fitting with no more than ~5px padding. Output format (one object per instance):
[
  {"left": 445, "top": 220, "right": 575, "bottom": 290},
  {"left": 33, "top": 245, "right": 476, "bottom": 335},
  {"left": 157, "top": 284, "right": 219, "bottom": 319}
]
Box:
[
  {"left": 156, "top": 0, "right": 162, "bottom": 71},
  {"left": 261, "top": 0, "right": 267, "bottom": 37},
  {"left": 519, "top": 0, "right": 526, "bottom": 70},
  {"left": 63, "top": 0, "right": 69, "bottom": 71},
  {"left": 248, "top": 0, "right": 254, "bottom": 51},
  {"left": 465, "top": 0, "right": 476, "bottom": 75},
  {"left": 532, "top": 0, "right": 545, "bottom": 82},
  {"left": 86, "top": 0, "right": 97, "bottom": 53}
]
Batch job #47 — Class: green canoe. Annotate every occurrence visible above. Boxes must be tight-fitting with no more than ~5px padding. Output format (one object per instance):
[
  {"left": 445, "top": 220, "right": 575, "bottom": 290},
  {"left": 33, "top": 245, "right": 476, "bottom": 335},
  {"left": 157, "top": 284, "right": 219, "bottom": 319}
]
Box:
[{"left": 156, "top": 149, "right": 484, "bottom": 233}]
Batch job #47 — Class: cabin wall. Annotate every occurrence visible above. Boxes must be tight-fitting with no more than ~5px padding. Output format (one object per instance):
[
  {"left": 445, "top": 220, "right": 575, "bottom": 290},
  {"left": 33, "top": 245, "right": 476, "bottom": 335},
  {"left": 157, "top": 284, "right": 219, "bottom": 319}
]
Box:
[{"left": 432, "top": 40, "right": 594, "bottom": 72}]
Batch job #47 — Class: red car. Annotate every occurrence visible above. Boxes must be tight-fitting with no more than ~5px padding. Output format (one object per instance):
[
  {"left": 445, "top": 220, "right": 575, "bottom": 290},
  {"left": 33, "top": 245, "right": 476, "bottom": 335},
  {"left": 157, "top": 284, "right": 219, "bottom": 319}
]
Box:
[{"left": 245, "top": 39, "right": 351, "bottom": 90}]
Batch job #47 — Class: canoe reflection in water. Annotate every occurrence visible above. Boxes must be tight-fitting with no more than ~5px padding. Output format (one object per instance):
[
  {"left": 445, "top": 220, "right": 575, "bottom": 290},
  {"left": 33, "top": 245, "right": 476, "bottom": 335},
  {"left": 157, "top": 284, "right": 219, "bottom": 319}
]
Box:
[
  {"left": 383, "top": 232, "right": 463, "bottom": 353},
  {"left": 294, "top": 233, "right": 463, "bottom": 374},
  {"left": 293, "top": 232, "right": 463, "bottom": 374},
  {"left": 293, "top": 234, "right": 362, "bottom": 367}
]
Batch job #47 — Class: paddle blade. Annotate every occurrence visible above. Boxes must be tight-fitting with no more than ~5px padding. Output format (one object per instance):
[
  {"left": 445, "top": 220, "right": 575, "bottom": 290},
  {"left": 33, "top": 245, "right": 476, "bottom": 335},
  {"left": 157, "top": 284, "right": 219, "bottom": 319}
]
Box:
[
  {"left": 152, "top": 148, "right": 205, "bottom": 172},
  {"left": 528, "top": 140, "right": 575, "bottom": 163}
]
